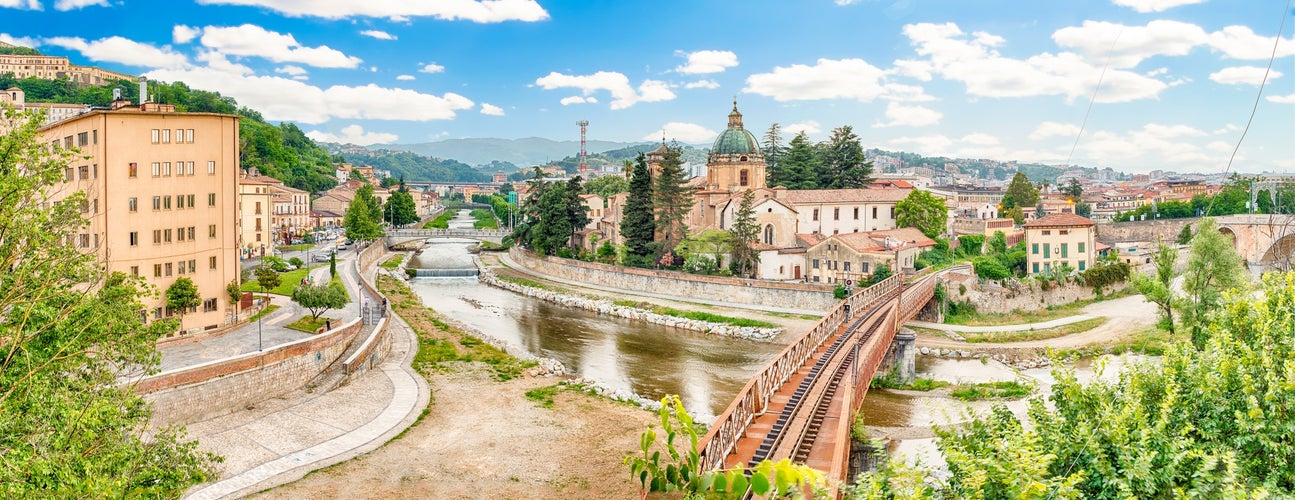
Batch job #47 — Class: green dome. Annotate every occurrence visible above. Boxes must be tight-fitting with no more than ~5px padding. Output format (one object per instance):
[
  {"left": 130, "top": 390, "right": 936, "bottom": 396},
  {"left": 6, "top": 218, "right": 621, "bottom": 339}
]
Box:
[{"left": 710, "top": 104, "right": 761, "bottom": 156}]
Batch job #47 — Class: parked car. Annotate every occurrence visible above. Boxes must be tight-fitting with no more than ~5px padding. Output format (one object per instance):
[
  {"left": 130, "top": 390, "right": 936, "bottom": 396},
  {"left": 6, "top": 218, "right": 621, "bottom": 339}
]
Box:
[
  {"left": 314, "top": 252, "right": 333, "bottom": 262},
  {"left": 337, "top": 242, "right": 350, "bottom": 250}
]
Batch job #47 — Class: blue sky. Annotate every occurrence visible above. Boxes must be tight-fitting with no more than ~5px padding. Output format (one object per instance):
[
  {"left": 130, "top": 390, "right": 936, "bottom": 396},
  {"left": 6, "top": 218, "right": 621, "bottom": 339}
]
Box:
[{"left": 2, "top": 0, "right": 1292, "bottom": 173}]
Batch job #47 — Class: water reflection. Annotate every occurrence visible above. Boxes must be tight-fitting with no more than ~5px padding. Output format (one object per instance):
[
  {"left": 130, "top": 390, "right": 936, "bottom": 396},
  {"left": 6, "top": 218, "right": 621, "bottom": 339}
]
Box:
[{"left": 404, "top": 242, "right": 783, "bottom": 421}]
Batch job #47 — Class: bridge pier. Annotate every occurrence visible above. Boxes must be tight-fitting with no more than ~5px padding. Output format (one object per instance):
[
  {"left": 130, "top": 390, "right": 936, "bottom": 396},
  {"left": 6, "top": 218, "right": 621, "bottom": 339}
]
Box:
[{"left": 879, "top": 327, "right": 917, "bottom": 385}]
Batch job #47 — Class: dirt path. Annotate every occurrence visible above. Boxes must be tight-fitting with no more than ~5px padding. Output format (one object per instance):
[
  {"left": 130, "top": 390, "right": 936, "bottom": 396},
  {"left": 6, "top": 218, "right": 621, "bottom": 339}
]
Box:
[
  {"left": 253, "top": 367, "right": 654, "bottom": 500},
  {"left": 913, "top": 294, "right": 1158, "bottom": 350}
]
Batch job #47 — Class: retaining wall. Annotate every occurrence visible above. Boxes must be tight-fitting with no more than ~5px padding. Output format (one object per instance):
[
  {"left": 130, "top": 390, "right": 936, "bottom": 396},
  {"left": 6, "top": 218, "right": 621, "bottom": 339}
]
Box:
[
  {"left": 1096, "top": 217, "right": 1199, "bottom": 243},
  {"left": 137, "top": 318, "right": 364, "bottom": 427},
  {"left": 508, "top": 248, "right": 837, "bottom": 312}
]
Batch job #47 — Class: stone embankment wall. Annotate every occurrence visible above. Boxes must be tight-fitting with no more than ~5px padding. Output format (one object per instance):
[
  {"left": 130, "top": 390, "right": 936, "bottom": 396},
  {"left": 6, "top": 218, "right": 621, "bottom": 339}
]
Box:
[
  {"left": 479, "top": 266, "right": 782, "bottom": 340},
  {"left": 1096, "top": 217, "right": 1199, "bottom": 243},
  {"left": 508, "top": 248, "right": 836, "bottom": 312},
  {"left": 137, "top": 318, "right": 364, "bottom": 426},
  {"left": 944, "top": 271, "right": 1123, "bottom": 315}
]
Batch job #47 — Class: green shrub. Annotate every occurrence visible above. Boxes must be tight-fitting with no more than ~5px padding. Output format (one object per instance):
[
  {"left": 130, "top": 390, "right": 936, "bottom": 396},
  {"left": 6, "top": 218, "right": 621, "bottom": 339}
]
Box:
[
  {"left": 972, "top": 256, "right": 1011, "bottom": 280},
  {"left": 834, "top": 285, "right": 848, "bottom": 299}
]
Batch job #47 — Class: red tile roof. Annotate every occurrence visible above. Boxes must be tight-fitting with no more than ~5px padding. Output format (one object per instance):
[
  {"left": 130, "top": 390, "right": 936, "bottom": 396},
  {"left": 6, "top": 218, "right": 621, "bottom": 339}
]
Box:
[
  {"left": 783, "top": 188, "right": 911, "bottom": 205},
  {"left": 1023, "top": 213, "right": 1096, "bottom": 228}
]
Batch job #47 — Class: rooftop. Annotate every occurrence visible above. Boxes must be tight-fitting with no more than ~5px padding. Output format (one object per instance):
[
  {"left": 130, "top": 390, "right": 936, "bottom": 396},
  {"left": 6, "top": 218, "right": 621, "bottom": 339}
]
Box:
[
  {"left": 1023, "top": 213, "right": 1096, "bottom": 228},
  {"left": 782, "top": 188, "right": 911, "bottom": 205}
]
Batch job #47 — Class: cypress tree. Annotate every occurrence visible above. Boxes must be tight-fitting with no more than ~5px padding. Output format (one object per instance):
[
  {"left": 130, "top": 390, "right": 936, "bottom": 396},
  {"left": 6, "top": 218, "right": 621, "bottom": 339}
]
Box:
[
  {"left": 652, "top": 144, "right": 692, "bottom": 262},
  {"left": 622, "top": 153, "right": 656, "bottom": 267}
]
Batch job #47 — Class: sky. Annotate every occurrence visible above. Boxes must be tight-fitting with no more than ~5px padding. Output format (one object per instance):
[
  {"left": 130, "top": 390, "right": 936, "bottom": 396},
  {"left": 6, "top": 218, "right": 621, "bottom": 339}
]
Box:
[{"left": 2, "top": 0, "right": 1293, "bottom": 174}]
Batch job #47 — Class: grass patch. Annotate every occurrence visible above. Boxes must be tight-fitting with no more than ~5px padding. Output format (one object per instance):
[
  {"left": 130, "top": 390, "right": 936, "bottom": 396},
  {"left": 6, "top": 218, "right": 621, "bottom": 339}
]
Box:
[
  {"left": 921, "top": 317, "right": 1109, "bottom": 344},
  {"left": 611, "top": 299, "right": 778, "bottom": 328},
  {"left": 380, "top": 254, "right": 404, "bottom": 269},
  {"left": 470, "top": 209, "right": 499, "bottom": 229},
  {"left": 279, "top": 243, "right": 312, "bottom": 252},
  {"left": 242, "top": 265, "right": 324, "bottom": 295},
  {"left": 246, "top": 304, "right": 280, "bottom": 322},
  {"left": 949, "top": 381, "right": 1033, "bottom": 401},
  {"left": 524, "top": 384, "right": 563, "bottom": 408},
  {"left": 944, "top": 287, "right": 1132, "bottom": 326},
  {"left": 380, "top": 275, "right": 536, "bottom": 381},
  {"left": 764, "top": 311, "right": 824, "bottom": 321},
  {"left": 1057, "top": 325, "right": 1176, "bottom": 358},
  {"left": 871, "top": 374, "right": 951, "bottom": 391},
  {"left": 497, "top": 274, "right": 564, "bottom": 292},
  {"left": 423, "top": 210, "right": 457, "bottom": 229},
  {"left": 285, "top": 315, "right": 334, "bottom": 333}
]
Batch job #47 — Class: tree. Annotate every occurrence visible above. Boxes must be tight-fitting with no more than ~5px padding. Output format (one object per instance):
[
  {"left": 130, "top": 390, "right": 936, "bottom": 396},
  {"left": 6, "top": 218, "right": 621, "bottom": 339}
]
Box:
[
  {"left": 1075, "top": 201, "right": 1093, "bottom": 218},
  {"left": 343, "top": 192, "right": 384, "bottom": 242},
  {"left": 1002, "top": 172, "right": 1039, "bottom": 210},
  {"left": 329, "top": 250, "right": 337, "bottom": 278},
  {"left": 165, "top": 277, "right": 201, "bottom": 327},
  {"left": 652, "top": 145, "right": 692, "bottom": 261},
  {"left": 564, "top": 176, "right": 592, "bottom": 248},
  {"left": 0, "top": 109, "right": 216, "bottom": 494},
  {"left": 1059, "top": 178, "right": 1083, "bottom": 201},
  {"left": 255, "top": 264, "right": 281, "bottom": 300},
  {"left": 777, "top": 132, "right": 822, "bottom": 189},
  {"left": 867, "top": 263, "right": 893, "bottom": 286},
  {"left": 348, "top": 168, "right": 366, "bottom": 183},
  {"left": 622, "top": 154, "right": 656, "bottom": 267},
  {"left": 1177, "top": 223, "right": 1193, "bottom": 245},
  {"left": 291, "top": 282, "right": 349, "bottom": 320},
  {"left": 819, "top": 125, "right": 873, "bottom": 188},
  {"left": 1181, "top": 218, "right": 1246, "bottom": 348},
  {"left": 728, "top": 190, "right": 761, "bottom": 278},
  {"left": 972, "top": 255, "right": 1011, "bottom": 280},
  {"left": 761, "top": 123, "right": 786, "bottom": 187},
  {"left": 583, "top": 174, "right": 629, "bottom": 200},
  {"left": 1133, "top": 239, "right": 1178, "bottom": 333},
  {"left": 382, "top": 188, "right": 419, "bottom": 226},
  {"left": 529, "top": 182, "right": 574, "bottom": 255},
  {"left": 227, "top": 279, "right": 243, "bottom": 315},
  {"left": 355, "top": 184, "right": 383, "bottom": 225},
  {"left": 895, "top": 189, "right": 948, "bottom": 239},
  {"left": 988, "top": 230, "right": 1008, "bottom": 255}
]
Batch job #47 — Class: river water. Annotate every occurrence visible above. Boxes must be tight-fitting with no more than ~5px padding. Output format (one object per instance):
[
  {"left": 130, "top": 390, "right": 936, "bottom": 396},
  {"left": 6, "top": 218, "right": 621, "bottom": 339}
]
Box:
[{"left": 403, "top": 211, "right": 784, "bottom": 421}]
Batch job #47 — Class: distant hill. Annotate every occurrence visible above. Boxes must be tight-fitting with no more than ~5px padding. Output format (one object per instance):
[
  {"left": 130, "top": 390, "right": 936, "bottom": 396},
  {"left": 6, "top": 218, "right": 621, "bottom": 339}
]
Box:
[
  {"left": 335, "top": 148, "right": 490, "bottom": 183},
  {"left": 381, "top": 137, "right": 650, "bottom": 168}
]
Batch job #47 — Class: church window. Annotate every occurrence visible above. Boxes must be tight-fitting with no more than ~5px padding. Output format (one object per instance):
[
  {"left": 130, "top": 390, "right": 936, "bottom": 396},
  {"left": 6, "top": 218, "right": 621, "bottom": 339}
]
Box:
[
  {"left": 834, "top": 208, "right": 840, "bottom": 220},
  {"left": 872, "top": 206, "right": 878, "bottom": 218},
  {"left": 853, "top": 207, "right": 859, "bottom": 219},
  {"left": 813, "top": 209, "right": 819, "bottom": 221},
  {"left": 740, "top": 156, "right": 748, "bottom": 162},
  {"left": 764, "top": 224, "right": 773, "bottom": 245},
  {"left": 739, "top": 169, "right": 749, "bottom": 186}
]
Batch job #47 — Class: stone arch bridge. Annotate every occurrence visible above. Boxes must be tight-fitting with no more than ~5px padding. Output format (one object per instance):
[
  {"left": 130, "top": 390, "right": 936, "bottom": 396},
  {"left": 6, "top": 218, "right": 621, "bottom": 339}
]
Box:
[{"left": 1215, "top": 214, "right": 1295, "bottom": 274}]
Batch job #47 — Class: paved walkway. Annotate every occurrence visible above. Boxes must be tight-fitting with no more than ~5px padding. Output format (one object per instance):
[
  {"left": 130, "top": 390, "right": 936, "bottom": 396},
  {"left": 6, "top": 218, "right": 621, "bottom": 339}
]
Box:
[
  {"left": 182, "top": 263, "right": 430, "bottom": 499},
  {"left": 907, "top": 314, "right": 1098, "bottom": 333},
  {"left": 497, "top": 252, "right": 827, "bottom": 316}
]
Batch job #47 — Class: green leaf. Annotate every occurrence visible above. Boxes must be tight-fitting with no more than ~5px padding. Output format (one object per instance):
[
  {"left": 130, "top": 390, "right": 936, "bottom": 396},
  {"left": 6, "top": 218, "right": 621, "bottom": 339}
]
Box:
[
  {"left": 730, "top": 473, "right": 748, "bottom": 495},
  {"left": 750, "top": 470, "right": 771, "bottom": 496},
  {"left": 711, "top": 472, "right": 727, "bottom": 492}
]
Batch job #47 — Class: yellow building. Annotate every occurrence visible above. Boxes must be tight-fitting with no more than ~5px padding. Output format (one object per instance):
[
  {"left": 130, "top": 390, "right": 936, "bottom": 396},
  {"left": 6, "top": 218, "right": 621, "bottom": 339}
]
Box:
[
  {"left": 238, "top": 175, "right": 277, "bottom": 258},
  {"left": 38, "top": 105, "right": 241, "bottom": 332},
  {"left": 0, "top": 41, "right": 136, "bottom": 85},
  {"left": 270, "top": 182, "right": 311, "bottom": 241},
  {"left": 1024, "top": 213, "right": 1096, "bottom": 274},
  {"left": 804, "top": 227, "right": 936, "bottom": 284}
]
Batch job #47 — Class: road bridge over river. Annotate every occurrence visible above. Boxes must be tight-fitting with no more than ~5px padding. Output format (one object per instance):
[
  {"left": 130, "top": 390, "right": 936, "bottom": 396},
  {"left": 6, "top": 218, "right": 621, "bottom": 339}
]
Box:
[
  {"left": 386, "top": 228, "right": 508, "bottom": 246},
  {"left": 699, "top": 265, "right": 970, "bottom": 486}
]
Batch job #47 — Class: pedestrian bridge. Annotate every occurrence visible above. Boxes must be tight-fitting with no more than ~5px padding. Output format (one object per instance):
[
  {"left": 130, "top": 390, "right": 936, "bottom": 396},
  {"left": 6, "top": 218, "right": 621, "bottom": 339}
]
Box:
[
  {"left": 385, "top": 228, "right": 508, "bottom": 246},
  {"left": 698, "top": 265, "right": 970, "bottom": 486},
  {"left": 1216, "top": 214, "right": 1295, "bottom": 273}
]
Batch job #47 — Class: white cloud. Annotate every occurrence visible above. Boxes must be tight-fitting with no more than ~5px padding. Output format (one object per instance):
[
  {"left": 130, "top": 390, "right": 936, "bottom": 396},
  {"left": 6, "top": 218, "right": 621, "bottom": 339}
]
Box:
[
  {"left": 535, "top": 71, "right": 676, "bottom": 109},
  {"left": 360, "top": 30, "right": 396, "bottom": 40},
  {"left": 559, "top": 96, "right": 597, "bottom": 105},
  {"left": 0, "top": 1, "right": 40, "bottom": 9},
  {"left": 480, "top": 103, "right": 504, "bottom": 116},
  {"left": 193, "top": 0, "right": 549, "bottom": 22},
  {"left": 1111, "top": 0, "right": 1203, "bottom": 13},
  {"left": 675, "top": 50, "right": 738, "bottom": 74},
  {"left": 745, "top": 57, "right": 933, "bottom": 103},
  {"left": 885, "top": 135, "right": 955, "bottom": 156},
  {"left": 274, "top": 65, "right": 309, "bottom": 80},
  {"left": 960, "top": 133, "right": 1000, "bottom": 146},
  {"left": 1267, "top": 93, "right": 1295, "bottom": 104},
  {"left": 1212, "top": 123, "right": 1241, "bottom": 134},
  {"left": 1078, "top": 124, "right": 1222, "bottom": 168},
  {"left": 196, "top": 24, "right": 361, "bottom": 68},
  {"left": 784, "top": 120, "right": 822, "bottom": 137},
  {"left": 898, "top": 22, "right": 1168, "bottom": 103},
  {"left": 1209, "top": 66, "right": 1282, "bottom": 85},
  {"left": 419, "top": 63, "right": 444, "bottom": 74},
  {"left": 396, "top": 74, "right": 415, "bottom": 81},
  {"left": 1029, "top": 121, "right": 1082, "bottom": 140},
  {"left": 643, "top": 122, "right": 717, "bottom": 143},
  {"left": 146, "top": 62, "right": 474, "bottom": 124},
  {"left": 306, "top": 124, "right": 398, "bottom": 145},
  {"left": 1052, "top": 20, "right": 1208, "bottom": 68},
  {"left": 834, "top": 0, "right": 861, "bottom": 4},
  {"left": 43, "top": 36, "right": 189, "bottom": 69},
  {"left": 873, "top": 102, "right": 942, "bottom": 128},
  {"left": 53, "top": 0, "right": 106, "bottom": 10},
  {"left": 684, "top": 79, "right": 720, "bottom": 89},
  {"left": 0, "top": 33, "right": 39, "bottom": 48},
  {"left": 173, "top": 25, "right": 200, "bottom": 44},
  {"left": 1206, "top": 26, "right": 1295, "bottom": 60}
]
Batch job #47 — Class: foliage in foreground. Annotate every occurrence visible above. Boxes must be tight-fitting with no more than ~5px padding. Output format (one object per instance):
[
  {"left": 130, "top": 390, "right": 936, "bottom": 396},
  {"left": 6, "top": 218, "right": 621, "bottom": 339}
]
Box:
[
  {"left": 852, "top": 272, "right": 1295, "bottom": 498},
  {"left": 627, "top": 396, "right": 826, "bottom": 499}
]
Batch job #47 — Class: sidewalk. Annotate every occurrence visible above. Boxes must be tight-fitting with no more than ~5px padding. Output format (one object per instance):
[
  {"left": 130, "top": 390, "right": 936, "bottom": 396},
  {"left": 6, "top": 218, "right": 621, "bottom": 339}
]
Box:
[
  {"left": 181, "top": 258, "right": 429, "bottom": 499},
  {"left": 907, "top": 314, "right": 1097, "bottom": 333}
]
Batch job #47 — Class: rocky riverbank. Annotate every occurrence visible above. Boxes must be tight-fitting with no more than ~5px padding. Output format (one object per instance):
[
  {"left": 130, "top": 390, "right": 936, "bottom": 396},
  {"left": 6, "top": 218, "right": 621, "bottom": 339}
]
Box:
[{"left": 477, "top": 266, "right": 782, "bottom": 341}]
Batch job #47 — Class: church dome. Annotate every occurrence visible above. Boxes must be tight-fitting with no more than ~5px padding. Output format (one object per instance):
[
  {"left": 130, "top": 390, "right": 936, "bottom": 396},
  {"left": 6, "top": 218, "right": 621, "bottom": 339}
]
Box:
[{"left": 710, "top": 103, "right": 761, "bottom": 156}]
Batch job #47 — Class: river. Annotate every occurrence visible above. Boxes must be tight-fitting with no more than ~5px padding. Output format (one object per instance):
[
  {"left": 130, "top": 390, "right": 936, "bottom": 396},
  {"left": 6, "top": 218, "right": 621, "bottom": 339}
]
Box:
[{"left": 403, "top": 211, "right": 784, "bottom": 421}]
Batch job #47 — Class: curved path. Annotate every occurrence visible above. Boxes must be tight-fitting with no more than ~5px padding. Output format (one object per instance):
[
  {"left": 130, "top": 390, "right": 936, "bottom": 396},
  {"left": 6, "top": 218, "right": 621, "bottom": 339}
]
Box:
[{"left": 910, "top": 293, "right": 1157, "bottom": 350}]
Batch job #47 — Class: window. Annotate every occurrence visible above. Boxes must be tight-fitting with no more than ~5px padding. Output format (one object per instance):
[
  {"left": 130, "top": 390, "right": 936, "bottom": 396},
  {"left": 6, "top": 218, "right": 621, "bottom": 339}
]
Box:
[
  {"left": 64, "top": 167, "right": 73, "bottom": 182},
  {"left": 186, "top": 129, "right": 194, "bottom": 143},
  {"left": 92, "top": 199, "right": 98, "bottom": 213},
  {"left": 177, "top": 260, "right": 186, "bottom": 274},
  {"left": 177, "top": 227, "right": 185, "bottom": 242},
  {"left": 890, "top": 207, "right": 895, "bottom": 218},
  {"left": 1060, "top": 229, "right": 1069, "bottom": 235},
  {"left": 1044, "top": 244, "right": 1050, "bottom": 258},
  {"left": 78, "top": 165, "right": 88, "bottom": 179},
  {"left": 764, "top": 224, "right": 774, "bottom": 245},
  {"left": 255, "top": 202, "right": 262, "bottom": 215},
  {"left": 77, "top": 132, "right": 88, "bottom": 146},
  {"left": 1032, "top": 243, "right": 1038, "bottom": 255},
  {"left": 209, "top": 224, "right": 216, "bottom": 238},
  {"left": 1042, "top": 230, "right": 1051, "bottom": 235},
  {"left": 844, "top": 261, "right": 851, "bottom": 272},
  {"left": 93, "top": 164, "right": 98, "bottom": 179},
  {"left": 165, "top": 263, "right": 172, "bottom": 276},
  {"left": 174, "top": 130, "right": 182, "bottom": 143},
  {"left": 187, "top": 194, "right": 195, "bottom": 207},
  {"left": 153, "top": 230, "right": 161, "bottom": 244},
  {"left": 1061, "top": 243, "right": 1068, "bottom": 258},
  {"left": 164, "top": 229, "right": 172, "bottom": 243},
  {"left": 862, "top": 262, "right": 870, "bottom": 273},
  {"left": 1078, "top": 242, "right": 1086, "bottom": 253},
  {"left": 129, "top": 197, "right": 138, "bottom": 212},
  {"left": 161, "top": 129, "right": 170, "bottom": 143},
  {"left": 208, "top": 193, "right": 216, "bottom": 206},
  {"left": 1079, "top": 261, "right": 1086, "bottom": 271},
  {"left": 129, "top": 162, "right": 137, "bottom": 178},
  {"left": 80, "top": 199, "right": 88, "bottom": 213},
  {"left": 209, "top": 256, "right": 217, "bottom": 269},
  {"left": 151, "top": 129, "right": 160, "bottom": 143},
  {"left": 872, "top": 207, "right": 878, "bottom": 218},
  {"left": 186, "top": 161, "right": 195, "bottom": 175},
  {"left": 64, "top": 136, "right": 73, "bottom": 149},
  {"left": 256, "top": 233, "right": 262, "bottom": 242},
  {"left": 1033, "top": 262, "right": 1039, "bottom": 273},
  {"left": 834, "top": 208, "right": 840, "bottom": 220},
  {"left": 187, "top": 227, "right": 195, "bottom": 240},
  {"left": 188, "top": 260, "right": 196, "bottom": 273},
  {"left": 163, "top": 162, "right": 171, "bottom": 176},
  {"left": 152, "top": 196, "right": 161, "bottom": 210},
  {"left": 203, "top": 298, "right": 217, "bottom": 312},
  {"left": 176, "top": 195, "right": 184, "bottom": 209},
  {"left": 154, "top": 264, "right": 162, "bottom": 277},
  {"left": 812, "top": 209, "right": 819, "bottom": 221},
  {"left": 208, "top": 161, "right": 215, "bottom": 174},
  {"left": 255, "top": 218, "right": 263, "bottom": 231},
  {"left": 78, "top": 233, "right": 89, "bottom": 248},
  {"left": 151, "top": 162, "right": 160, "bottom": 176},
  {"left": 853, "top": 207, "right": 859, "bottom": 220},
  {"left": 92, "top": 130, "right": 98, "bottom": 144},
  {"left": 812, "top": 259, "right": 819, "bottom": 268},
  {"left": 130, "top": 265, "right": 138, "bottom": 276},
  {"left": 739, "top": 169, "right": 749, "bottom": 186},
  {"left": 163, "top": 196, "right": 171, "bottom": 210}
]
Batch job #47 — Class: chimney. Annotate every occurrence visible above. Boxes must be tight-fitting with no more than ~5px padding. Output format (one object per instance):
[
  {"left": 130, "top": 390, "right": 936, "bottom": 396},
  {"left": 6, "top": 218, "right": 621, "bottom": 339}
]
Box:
[{"left": 138, "top": 76, "right": 148, "bottom": 104}]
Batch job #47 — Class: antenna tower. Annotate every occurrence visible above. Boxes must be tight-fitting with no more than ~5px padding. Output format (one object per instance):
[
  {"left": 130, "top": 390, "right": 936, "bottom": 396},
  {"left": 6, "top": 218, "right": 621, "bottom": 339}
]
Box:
[{"left": 577, "top": 120, "right": 589, "bottom": 173}]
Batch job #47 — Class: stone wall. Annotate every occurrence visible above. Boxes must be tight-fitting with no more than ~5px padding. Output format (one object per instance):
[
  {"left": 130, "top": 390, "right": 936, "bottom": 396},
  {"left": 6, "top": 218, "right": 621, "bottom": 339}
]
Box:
[
  {"left": 508, "top": 248, "right": 838, "bottom": 312},
  {"left": 1096, "top": 217, "right": 1199, "bottom": 243},
  {"left": 138, "top": 318, "right": 363, "bottom": 427},
  {"left": 944, "top": 271, "right": 1121, "bottom": 315}
]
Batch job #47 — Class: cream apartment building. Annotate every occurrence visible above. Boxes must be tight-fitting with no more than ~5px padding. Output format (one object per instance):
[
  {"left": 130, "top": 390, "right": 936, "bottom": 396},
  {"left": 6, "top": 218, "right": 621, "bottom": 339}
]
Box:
[
  {"left": 238, "top": 175, "right": 276, "bottom": 257},
  {"left": 804, "top": 227, "right": 935, "bottom": 284},
  {"left": 1024, "top": 213, "right": 1097, "bottom": 274},
  {"left": 39, "top": 105, "right": 241, "bottom": 331},
  {"left": 271, "top": 183, "right": 311, "bottom": 241}
]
